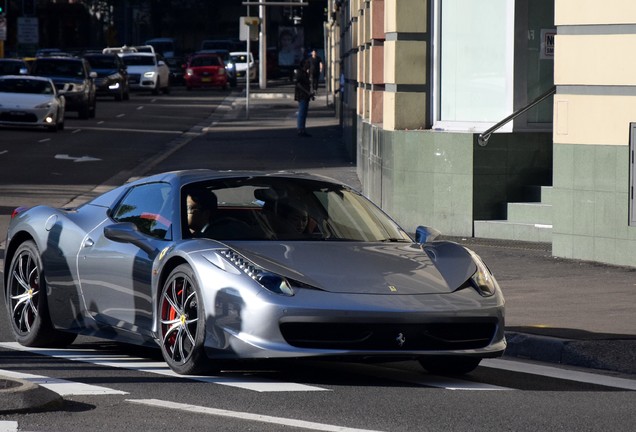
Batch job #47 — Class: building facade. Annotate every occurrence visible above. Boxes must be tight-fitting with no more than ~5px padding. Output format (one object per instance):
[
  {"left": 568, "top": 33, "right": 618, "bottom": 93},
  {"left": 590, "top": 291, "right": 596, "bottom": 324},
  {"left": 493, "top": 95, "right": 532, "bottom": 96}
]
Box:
[{"left": 326, "top": 0, "right": 636, "bottom": 267}]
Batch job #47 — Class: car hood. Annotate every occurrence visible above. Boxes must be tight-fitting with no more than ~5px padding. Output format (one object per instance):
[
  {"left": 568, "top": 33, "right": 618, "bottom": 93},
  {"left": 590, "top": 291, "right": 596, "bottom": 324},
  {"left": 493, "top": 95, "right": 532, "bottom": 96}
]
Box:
[
  {"left": 229, "top": 242, "right": 476, "bottom": 295},
  {"left": 0, "top": 92, "right": 55, "bottom": 107}
]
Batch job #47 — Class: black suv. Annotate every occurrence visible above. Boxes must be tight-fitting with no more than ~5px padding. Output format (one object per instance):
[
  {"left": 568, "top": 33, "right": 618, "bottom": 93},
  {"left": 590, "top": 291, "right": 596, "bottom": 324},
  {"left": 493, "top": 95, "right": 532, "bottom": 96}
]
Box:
[
  {"left": 84, "top": 53, "right": 130, "bottom": 101},
  {"left": 30, "top": 56, "right": 97, "bottom": 119}
]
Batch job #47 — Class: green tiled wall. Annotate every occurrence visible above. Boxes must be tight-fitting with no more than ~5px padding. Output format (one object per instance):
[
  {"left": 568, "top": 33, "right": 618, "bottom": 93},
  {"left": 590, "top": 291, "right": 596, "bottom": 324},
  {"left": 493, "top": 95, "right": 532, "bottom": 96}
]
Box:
[
  {"left": 358, "top": 120, "right": 474, "bottom": 236},
  {"left": 358, "top": 119, "right": 553, "bottom": 237},
  {"left": 553, "top": 143, "right": 636, "bottom": 267}
]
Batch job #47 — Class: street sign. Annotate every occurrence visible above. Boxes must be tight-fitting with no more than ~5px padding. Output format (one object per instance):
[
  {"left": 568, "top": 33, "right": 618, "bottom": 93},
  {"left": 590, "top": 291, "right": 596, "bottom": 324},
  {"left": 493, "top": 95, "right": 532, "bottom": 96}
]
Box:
[
  {"left": 239, "top": 16, "right": 259, "bottom": 41},
  {"left": 18, "top": 17, "right": 38, "bottom": 44}
]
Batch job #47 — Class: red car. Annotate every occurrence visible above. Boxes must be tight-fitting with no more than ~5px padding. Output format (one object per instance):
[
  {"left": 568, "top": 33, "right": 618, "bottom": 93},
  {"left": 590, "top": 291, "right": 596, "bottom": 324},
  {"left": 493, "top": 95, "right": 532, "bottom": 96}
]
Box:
[{"left": 184, "top": 54, "right": 228, "bottom": 90}]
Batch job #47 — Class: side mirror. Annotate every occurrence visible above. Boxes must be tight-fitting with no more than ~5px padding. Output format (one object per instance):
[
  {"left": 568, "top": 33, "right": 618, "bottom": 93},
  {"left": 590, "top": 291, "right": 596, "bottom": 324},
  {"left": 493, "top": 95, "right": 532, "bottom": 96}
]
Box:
[
  {"left": 415, "top": 225, "right": 441, "bottom": 244},
  {"left": 89, "top": 71, "right": 98, "bottom": 79},
  {"left": 104, "top": 222, "right": 158, "bottom": 256}
]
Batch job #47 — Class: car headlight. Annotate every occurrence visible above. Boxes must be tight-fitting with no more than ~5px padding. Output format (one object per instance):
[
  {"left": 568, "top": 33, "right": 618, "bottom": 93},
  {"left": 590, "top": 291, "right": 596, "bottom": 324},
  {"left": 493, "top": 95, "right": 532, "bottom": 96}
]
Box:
[
  {"left": 144, "top": 71, "right": 156, "bottom": 78},
  {"left": 464, "top": 248, "right": 499, "bottom": 297},
  {"left": 35, "top": 102, "right": 52, "bottom": 109},
  {"left": 220, "top": 250, "right": 294, "bottom": 296},
  {"left": 65, "top": 83, "right": 85, "bottom": 93},
  {"left": 226, "top": 63, "right": 234, "bottom": 70}
]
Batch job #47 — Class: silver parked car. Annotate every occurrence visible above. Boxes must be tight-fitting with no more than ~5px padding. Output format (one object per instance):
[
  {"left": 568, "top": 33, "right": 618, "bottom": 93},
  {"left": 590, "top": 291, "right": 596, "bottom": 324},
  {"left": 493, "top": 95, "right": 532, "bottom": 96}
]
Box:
[
  {"left": 4, "top": 170, "right": 505, "bottom": 376},
  {"left": 0, "top": 75, "right": 65, "bottom": 131}
]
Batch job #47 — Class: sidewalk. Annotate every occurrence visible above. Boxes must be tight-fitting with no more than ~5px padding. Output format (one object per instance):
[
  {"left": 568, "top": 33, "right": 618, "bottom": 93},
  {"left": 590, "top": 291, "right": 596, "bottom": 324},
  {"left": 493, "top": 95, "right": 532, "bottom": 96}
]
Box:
[{"left": 2, "top": 79, "right": 634, "bottom": 414}]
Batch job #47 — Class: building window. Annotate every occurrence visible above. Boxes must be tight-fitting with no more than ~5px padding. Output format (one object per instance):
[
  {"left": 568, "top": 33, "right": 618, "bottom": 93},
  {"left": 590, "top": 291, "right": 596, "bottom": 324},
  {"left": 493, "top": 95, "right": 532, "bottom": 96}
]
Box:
[{"left": 433, "top": 0, "right": 514, "bottom": 132}]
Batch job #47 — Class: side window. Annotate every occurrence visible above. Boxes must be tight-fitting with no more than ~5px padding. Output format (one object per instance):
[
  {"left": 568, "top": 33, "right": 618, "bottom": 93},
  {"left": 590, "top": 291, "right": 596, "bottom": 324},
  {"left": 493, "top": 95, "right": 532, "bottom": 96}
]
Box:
[{"left": 112, "top": 182, "right": 173, "bottom": 240}]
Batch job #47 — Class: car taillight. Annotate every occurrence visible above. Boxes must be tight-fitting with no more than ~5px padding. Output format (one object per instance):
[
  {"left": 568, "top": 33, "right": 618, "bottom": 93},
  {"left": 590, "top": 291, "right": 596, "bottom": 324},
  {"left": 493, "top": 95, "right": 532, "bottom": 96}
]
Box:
[{"left": 11, "top": 207, "right": 27, "bottom": 219}]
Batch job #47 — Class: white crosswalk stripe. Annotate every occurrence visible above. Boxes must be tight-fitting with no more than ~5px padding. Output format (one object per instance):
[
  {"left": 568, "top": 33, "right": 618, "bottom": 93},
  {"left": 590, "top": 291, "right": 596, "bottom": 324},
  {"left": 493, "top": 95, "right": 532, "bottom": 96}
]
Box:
[
  {"left": 0, "top": 368, "right": 127, "bottom": 396},
  {"left": 0, "top": 342, "right": 327, "bottom": 392}
]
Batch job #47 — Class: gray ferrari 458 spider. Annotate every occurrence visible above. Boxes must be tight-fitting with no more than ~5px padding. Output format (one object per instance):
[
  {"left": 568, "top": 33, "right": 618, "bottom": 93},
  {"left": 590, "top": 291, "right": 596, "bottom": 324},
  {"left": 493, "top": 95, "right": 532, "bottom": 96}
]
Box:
[{"left": 4, "top": 170, "right": 506, "bottom": 375}]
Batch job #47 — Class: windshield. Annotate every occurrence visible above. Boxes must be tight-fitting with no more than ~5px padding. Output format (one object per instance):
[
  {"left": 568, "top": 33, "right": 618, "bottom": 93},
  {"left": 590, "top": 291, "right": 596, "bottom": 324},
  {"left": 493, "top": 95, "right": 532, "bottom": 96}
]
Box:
[
  {"left": 230, "top": 54, "right": 249, "bottom": 64},
  {"left": 0, "top": 78, "right": 54, "bottom": 94},
  {"left": 32, "top": 60, "right": 85, "bottom": 77},
  {"left": 122, "top": 55, "right": 156, "bottom": 66},
  {"left": 190, "top": 56, "right": 221, "bottom": 67},
  {"left": 182, "top": 177, "right": 411, "bottom": 242},
  {"left": 0, "top": 61, "right": 26, "bottom": 75},
  {"left": 86, "top": 56, "right": 119, "bottom": 69}
]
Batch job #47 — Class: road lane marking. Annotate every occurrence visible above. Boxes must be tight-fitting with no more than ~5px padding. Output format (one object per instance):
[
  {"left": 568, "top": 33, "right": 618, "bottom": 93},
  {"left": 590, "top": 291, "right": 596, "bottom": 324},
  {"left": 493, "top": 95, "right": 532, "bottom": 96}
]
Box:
[
  {"left": 0, "top": 343, "right": 328, "bottom": 393},
  {"left": 65, "top": 126, "right": 183, "bottom": 134},
  {"left": 482, "top": 359, "right": 636, "bottom": 390},
  {"left": 0, "top": 421, "right": 18, "bottom": 432},
  {"left": 55, "top": 154, "right": 102, "bottom": 162},
  {"left": 0, "top": 368, "right": 127, "bottom": 396},
  {"left": 128, "top": 399, "right": 385, "bottom": 432}
]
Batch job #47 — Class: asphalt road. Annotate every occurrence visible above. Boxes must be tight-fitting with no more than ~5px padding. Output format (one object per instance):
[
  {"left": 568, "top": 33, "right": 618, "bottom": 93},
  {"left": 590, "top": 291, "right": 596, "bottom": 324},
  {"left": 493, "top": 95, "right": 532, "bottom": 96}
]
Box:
[{"left": 1, "top": 86, "right": 634, "bottom": 432}]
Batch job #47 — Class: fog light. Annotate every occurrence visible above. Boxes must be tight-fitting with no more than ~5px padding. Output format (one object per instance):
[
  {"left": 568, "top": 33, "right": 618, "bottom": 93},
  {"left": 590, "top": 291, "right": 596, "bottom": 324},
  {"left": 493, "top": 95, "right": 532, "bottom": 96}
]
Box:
[{"left": 45, "top": 116, "right": 54, "bottom": 124}]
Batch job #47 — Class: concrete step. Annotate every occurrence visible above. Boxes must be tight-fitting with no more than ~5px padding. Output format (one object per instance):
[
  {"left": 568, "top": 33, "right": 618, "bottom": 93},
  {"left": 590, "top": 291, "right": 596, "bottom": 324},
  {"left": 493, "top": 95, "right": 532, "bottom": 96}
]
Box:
[
  {"left": 474, "top": 220, "right": 552, "bottom": 243},
  {"left": 523, "top": 185, "right": 553, "bottom": 204},
  {"left": 506, "top": 202, "right": 552, "bottom": 225}
]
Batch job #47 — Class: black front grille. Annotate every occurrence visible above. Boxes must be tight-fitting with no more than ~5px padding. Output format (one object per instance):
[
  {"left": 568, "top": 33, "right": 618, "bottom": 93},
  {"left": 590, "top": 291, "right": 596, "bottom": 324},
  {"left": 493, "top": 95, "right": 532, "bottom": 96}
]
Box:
[
  {"left": 280, "top": 321, "right": 497, "bottom": 351},
  {"left": 0, "top": 111, "right": 38, "bottom": 123}
]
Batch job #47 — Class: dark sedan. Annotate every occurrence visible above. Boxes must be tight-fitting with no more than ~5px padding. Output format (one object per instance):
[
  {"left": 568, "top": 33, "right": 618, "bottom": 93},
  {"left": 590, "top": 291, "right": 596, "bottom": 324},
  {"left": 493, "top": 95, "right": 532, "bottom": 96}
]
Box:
[{"left": 84, "top": 53, "right": 130, "bottom": 101}]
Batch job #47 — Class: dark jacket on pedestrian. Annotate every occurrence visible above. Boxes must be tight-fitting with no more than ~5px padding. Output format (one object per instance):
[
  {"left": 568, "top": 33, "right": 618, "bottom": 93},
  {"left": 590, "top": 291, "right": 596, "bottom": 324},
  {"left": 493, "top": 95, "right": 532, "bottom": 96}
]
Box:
[{"left": 294, "top": 64, "right": 312, "bottom": 102}]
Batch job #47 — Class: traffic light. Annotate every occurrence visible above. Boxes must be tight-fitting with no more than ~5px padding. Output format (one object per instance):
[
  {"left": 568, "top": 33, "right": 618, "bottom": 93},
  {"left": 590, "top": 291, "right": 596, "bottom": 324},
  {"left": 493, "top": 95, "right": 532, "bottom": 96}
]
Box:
[{"left": 0, "top": 1, "right": 4, "bottom": 15}]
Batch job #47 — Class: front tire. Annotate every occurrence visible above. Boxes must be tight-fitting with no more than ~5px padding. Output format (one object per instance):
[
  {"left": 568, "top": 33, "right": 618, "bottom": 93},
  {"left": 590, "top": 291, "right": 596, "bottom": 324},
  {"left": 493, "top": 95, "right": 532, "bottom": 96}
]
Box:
[
  {"left": 6, "top": 240, "right": 76, "bottom": 347},
  {"left": 159, "top": 264, "right": 209, "bottom": 375},
  {"left": 419, "top": 356, "right": 482, "bottom": 376}
]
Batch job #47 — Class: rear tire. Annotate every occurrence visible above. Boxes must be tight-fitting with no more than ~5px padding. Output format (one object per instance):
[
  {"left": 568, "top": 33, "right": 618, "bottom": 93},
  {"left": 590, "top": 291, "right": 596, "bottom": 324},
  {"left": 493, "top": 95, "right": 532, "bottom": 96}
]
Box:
[
  {"left": 419, "top": 356, "right": 482, "bottom": 376},
  {"left": 6, "top": 240, "right": 77, "bottom": 347}
]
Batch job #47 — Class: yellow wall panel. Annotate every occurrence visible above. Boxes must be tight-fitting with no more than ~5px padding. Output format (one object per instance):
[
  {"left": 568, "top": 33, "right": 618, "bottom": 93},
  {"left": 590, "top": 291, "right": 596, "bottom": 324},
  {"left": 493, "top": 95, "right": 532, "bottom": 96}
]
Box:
[
  {"left": 555, "top": 35, "right": 636, "bottom": 86},
  {"left": 556, "top": 0, "right": 636, "bottom": 25},
  {"left": 553, "top": 94, "right": 636, "bottom": 146}
]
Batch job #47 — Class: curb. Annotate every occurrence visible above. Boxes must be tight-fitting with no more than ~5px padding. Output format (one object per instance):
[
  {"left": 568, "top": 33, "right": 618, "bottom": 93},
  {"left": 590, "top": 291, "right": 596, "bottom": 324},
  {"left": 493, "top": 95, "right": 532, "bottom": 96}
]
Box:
[
  {"left": 504, "top": 332, "right": 636, "bottom": 375},
  {"left": 0, "top": 375, "right": 63, "bottom": 414}
]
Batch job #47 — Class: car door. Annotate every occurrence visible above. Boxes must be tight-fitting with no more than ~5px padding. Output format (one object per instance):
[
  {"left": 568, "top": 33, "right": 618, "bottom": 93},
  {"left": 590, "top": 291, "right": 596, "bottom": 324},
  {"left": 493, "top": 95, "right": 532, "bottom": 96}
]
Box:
[{"left": 78, "top": 182, "right": 174, "bottom": 333}]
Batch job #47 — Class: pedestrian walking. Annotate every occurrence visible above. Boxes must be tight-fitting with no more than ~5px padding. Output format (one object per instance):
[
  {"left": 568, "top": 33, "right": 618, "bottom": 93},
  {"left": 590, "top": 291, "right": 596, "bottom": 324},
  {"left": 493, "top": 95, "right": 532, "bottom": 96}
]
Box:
[
  {"left": 308, "top": 49, "right": 323, "bottom": 93},
  {"left": 295, "top": 59, "right": 314, "bottom": 137}
]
